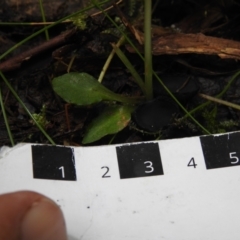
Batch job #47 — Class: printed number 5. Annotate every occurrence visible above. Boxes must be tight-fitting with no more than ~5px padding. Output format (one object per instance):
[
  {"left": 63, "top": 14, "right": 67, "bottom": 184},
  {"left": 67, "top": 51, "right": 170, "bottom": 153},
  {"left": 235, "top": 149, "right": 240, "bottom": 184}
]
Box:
[
  {"left": 144, "top": 161, "right": 154, "bottom": 173},
  {"left": 230, "top": 152, "right": 239, "bottom": 164}
]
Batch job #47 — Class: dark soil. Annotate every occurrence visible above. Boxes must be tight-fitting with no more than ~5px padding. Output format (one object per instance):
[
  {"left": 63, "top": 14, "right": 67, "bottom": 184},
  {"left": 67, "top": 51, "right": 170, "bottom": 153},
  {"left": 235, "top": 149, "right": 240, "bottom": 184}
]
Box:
[{"left": 1, "top": 0, "right": 240, "bottom": 146}]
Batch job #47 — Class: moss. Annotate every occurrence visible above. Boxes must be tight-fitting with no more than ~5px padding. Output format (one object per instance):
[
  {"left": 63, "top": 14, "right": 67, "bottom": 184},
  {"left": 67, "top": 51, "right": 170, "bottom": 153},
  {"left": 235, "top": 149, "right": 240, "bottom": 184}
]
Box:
[{"left": 32, "top": 105, "right": 49, "bottom": 128}]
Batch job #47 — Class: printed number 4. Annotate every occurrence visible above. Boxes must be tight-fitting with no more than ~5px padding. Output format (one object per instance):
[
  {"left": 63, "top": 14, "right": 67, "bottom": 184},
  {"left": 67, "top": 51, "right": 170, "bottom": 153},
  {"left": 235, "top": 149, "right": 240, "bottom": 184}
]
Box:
[
  {"left": 230, "top": 152, "right": 239, "bottom": 164},
  {"left": 187, "top": 158, "right": 197, "bottom": 168}
]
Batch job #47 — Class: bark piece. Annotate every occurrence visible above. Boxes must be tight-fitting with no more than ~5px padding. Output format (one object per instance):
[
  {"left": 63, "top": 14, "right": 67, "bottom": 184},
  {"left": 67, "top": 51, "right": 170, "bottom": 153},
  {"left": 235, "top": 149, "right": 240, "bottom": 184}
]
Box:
[
  {"left": 127, "top": 33, "right": 240, "bottom": 60},
  {"left": 0, "top": 29, "right": 76, "bottom": 72},
  {"left": 152, "top": 33, "right": 240, "bottom": 60}
]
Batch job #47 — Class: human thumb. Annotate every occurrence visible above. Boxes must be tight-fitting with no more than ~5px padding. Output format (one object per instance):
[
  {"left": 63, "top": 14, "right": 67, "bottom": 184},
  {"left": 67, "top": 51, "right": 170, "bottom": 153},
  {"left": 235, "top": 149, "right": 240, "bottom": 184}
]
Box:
[{"left": 0, "top": 191, "right": 67, "bottom": 240}]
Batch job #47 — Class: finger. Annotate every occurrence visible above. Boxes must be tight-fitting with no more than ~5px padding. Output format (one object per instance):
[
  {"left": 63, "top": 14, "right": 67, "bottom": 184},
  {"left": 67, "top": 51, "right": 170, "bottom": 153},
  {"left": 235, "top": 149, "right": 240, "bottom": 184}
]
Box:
[{"left": 0, "top": 191, "right": 67, "bottom": 240}]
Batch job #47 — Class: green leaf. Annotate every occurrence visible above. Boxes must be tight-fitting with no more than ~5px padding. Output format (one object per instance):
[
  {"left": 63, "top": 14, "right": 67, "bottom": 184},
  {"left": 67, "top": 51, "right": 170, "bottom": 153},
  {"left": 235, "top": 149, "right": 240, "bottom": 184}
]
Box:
[
  {"left": 52, "top": 72, "right": 138, "bottom": 105},
  {"left": 82, "top": 105, "right": 134, "bottom": 144}
]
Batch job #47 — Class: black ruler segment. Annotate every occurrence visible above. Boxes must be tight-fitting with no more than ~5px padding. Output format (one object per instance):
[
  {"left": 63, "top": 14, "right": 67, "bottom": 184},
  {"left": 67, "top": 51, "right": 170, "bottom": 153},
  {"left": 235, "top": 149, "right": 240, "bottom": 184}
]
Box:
[
  {"left": 116, "top": 142, "right": 163, "bottom": 179},
  {"left": 200, "top": 132, "right": 240, "bottom": 170},
  {"left": 32, "top": 145, "right": 76, "bottom": 181}
]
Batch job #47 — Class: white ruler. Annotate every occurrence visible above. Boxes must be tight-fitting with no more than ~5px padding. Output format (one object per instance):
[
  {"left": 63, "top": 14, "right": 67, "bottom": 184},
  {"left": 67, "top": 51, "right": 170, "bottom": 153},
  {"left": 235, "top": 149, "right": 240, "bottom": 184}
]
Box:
[{"left": 0, "top": 131, "right": 240, "bottom": 240}]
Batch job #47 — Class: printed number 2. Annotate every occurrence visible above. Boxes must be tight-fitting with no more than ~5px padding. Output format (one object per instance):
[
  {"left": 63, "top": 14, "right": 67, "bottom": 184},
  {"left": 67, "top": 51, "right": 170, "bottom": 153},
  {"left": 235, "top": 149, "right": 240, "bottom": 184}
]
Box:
[
  {"left": 230, "top": 152, "right": 239, "bottom": 164},
  {"left": 101, "top": 166, "right": 111, "bottom": 178},
  {"left": 144, "top": 161, "right": 154, "bottom": 173},
  {"left": 59, "top": 166, "right": 65, "bottom": 178},
  {"left": 187, "top": 158, "right": 197, "bottom": 168}
]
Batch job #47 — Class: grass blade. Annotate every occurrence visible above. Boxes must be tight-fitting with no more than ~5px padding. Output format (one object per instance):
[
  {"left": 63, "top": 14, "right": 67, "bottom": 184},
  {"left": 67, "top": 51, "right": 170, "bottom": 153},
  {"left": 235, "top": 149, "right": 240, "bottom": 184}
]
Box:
[
  {"left": 144, "top": 0, "right": 153, "bottom": 100},
  {"left": 0, "top": 72, "right": 55, "bottom": 145},
  {"left": 0, "top": 88, "right": 14, "bottom": 146},
  {"left": 112, "top": 42, "right": 146, "bottom": 96},
  {"left": 182, "top": 70, "right": 240, "bottom": 118},
  {"left": 199, "top": 93, "right": 240, "bottom": 111},
  {"left": 98, "top": 36, "right": 125, "bottom": 83},
  {"left": 39, "top": 0, "right": 49, "bottom": 40}
]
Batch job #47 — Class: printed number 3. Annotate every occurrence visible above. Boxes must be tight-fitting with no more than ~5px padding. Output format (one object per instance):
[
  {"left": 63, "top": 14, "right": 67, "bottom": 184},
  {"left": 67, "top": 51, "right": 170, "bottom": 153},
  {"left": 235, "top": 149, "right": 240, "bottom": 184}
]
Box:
[{"left": 144, "top": 161, "right": 154, "bottom": 173}]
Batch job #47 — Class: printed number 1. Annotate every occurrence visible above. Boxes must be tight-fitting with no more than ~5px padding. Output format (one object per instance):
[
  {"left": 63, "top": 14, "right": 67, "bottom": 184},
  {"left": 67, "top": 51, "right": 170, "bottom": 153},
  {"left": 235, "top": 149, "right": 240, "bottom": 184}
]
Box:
[
  {"left": 187, "top": 158, "right": 197, "bottom": 168},
  {"left": 59, "top": 166, "right": 65, "bottom": 178}
]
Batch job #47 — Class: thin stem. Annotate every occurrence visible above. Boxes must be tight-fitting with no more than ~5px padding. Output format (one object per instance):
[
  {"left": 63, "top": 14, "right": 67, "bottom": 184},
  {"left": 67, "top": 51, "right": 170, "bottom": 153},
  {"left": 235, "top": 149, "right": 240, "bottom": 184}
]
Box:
[
  {"left": 0, "top": 88, "right": 14, "bottom": 146},
  {"left": 67, "top": 55, "right": 76, "bottom": 73},
  {"left": 91, "top": 0, "right": 123, "bottom": 17},
  {"left": 108, "top": 134, "right": 117, "bottom": 144},
  {"left": 182, "top": 70, "right": 240, "bottom": 118},
  {"left": 199, "top": 93, "right": 240, "bottom": 111},
  {"left": 144, "top": 0, "right": 153, "bottom": 100},
  {"left": 217, "top": 70, "right": 240, "bottom": 98},
  {"left": 154, "top": 73, "right": 211, "bottom": 135},
  {"left": 112, "top": 43, "right": 146, "bottom": 96},
  {"left": 98, "top": 36, "right": 125, "bottom": 83},
  {"left": 39, "top": 0, "right": 49, "bottom": 40},
  {"left": 0, "top": 71, "right": 55, "bottom": 145}
]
